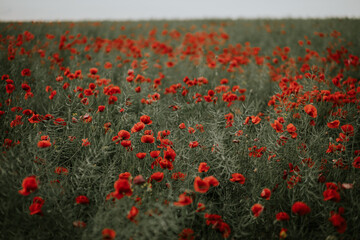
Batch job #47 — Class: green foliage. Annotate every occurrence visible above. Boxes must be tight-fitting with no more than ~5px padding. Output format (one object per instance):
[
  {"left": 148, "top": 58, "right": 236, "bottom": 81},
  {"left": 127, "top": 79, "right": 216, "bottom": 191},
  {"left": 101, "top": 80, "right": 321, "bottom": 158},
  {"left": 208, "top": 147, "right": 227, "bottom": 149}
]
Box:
[{"left": 0, "top": 19, "right": 360, "bottom": 239}]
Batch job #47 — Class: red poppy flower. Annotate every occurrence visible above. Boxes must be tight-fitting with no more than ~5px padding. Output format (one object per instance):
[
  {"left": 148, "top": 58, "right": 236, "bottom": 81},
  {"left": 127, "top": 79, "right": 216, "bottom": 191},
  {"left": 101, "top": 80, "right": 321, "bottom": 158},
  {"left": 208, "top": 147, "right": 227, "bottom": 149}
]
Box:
[
  {"left": 251, "top": 116, "right": 261, "bottom": 124},
  {"left": 341, "top": 124, "right": 354, "bottom": 136},
  {"left": 217, "top": 221, "right": 231, "bottom": 238},
  {"left": 37, "top": 140, "right": 51, "bottom": 148},
  {"left": 113, "top": 178, "right": 132, "bottom": 199},
  {"left": 260, "top": 188, "right": 271, "bottom": 200},
  {"left": 251, "top": 203, "right": 264, "bottom": 217},
  {"left": 196, "top": 203, "right": 206, "bottom": 212},
  {"left": 141, "top": 135, "right": 155, "bottom": 143},
  {"left": 323, "top": 188, "right": 341, "bottom": 202},
  {"left": 119, "top": 172, "right": 131, "bottom": 179},
  {"left": 21, "top": 68, "right": 31, "bottom": 77},
  {"left": 97, "top": 105, "right": 105, "bottom": 112},
  {"left": 204, "top": 214, "right": 231, "bottom": 238},
  {"left": 134, "top": 86, "right": 141, "bottom": 93},
  {"left": 179, "top": 123, "right": 186, "bottom": 129},
  {"left": 204, "top": 176, "right": 219, "bottom": 187},
  {"left": 144, "top": 130, "right": 153, "bottom": 135},
  {"left": 131, "top": 122, "right": 145, "bottom": 133},
  {"left": 55, "top": 167, "right": 68, "bottom": 175},
  {"left": 204, "top": 213, "right": 223, "bottom": 225},
  {"left": 198, "top": 162, "right": 210, "bottom": 172},
  {"left": 102, "top": 228, "right": 116, "bottom": 240},
  {"left": 21, "top": 83, "right": 31, "bottom": 92},
  {"left": 230, "top": 173, "right": 246, "bottom": 184},
  {"left": 178, "top": 228, "right": 195, "bottom": 240},
  {"left": 166, "top": 61, "right": 174, "bottom": 68},
  {"left": 327, "top": 120, "right": 340, "bottom": 129},
  {"left": 121, "top": 140, "right": 131, "bottom": 148},
  {"left": 127, "top": 206, "right": 139, "bottom": 223},
  {"left": 82, "top": 138, "right": 90, "bottom": 147},
  {"left": 276, "top": 212, "right": 290, "bottom": 221},
  {"left": 133, "top": 175, "right": 146, "bottom": 185},
  {"left": 271, "top": 120, "right": 283, "bottom": 133},
  {"left": 28, "top": 114, "right": 42, "bottom": 123},
  {"left": 89, "top": 68, "right": 98, "bottom": 75},
  {"left": 189, "top": 141, "right": 199, "bottom": 148},
  {"left": 136, "top": 152, "right": 147, "bottom": 159},
  {"left": 151, "top": 172, "right": 164, "bottom": 182},
  {"left": 140, "top": 115, "right": 152, "bottom": 125},
  {"left": 108, "top": 95, "right": 118, "bottom": 105},
  {"left": 164, "top": 147, "right": 176, "bottom": 161},
  {"left": 104, "top": 62, "right": 112, "bottom": 69},
  {"left": 173, "top": 192, "right": 193, "bottom": 207},
  {"left": 117, "top": 130, "right": 130, "bottom": 140},
  {"left": 286, "top": 123, "right": 297, "bottom": 138},
  {"left": 29, "top": 196, "right": 45, "bottom": 216},
  {"left": 185, "top": 126, "right": 195, "bottom": 134},
  {"left": 194, "top": 177, "right": 210, "bottom": 193},
  {"left": 291, "top": 201, "right": 311, "bottom": 216},
  {"left": 150, "top": 151, "right": 160, "bottom": 158},
  {"left": 353, "top": 156, "right": 360, "bottom": 168},
  {"left": 304, "top": 104, "right": 317, "bottom": 118},
  {"left": 76, "top": 195, "right": 89, "bottom": 204},
  {"left": 19, "top": 176, "right": 38, "bottom": 196},
  {"left": 329, "top": 212, "right": 347, "bottom": 234},
  {"left": 6, "top": 84, "right": 15, "bottom": 94}
]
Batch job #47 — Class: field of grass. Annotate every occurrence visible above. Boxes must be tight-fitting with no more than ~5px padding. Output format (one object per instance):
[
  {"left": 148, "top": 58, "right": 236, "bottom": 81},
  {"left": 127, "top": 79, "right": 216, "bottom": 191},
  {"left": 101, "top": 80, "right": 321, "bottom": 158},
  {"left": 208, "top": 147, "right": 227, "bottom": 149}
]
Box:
[{"left": 0, "top": 19, "right": 360, "bottom": 239}]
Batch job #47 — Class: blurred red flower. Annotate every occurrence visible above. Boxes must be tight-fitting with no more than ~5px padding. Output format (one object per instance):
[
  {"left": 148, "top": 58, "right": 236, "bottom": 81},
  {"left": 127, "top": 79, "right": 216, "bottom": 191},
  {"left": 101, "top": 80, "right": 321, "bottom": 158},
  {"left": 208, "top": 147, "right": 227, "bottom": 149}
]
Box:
[
  {"left": 29, "top": 196, "right": 45, "bottom": 216},
  {"left": 55, "top": 167, "right": 68, "bottom": 175},
  {"left": 292, "top": 201, "right": 311, "bottom": 216},
  {"left": 230, "top": 173, "right": 246, "bottom": 184},
  {"left": 19, "top": 176, "right": 38, "bottom": 196},
  {"left": 118, "top": 130, "right": 131, "bottom": 140},
  {"left": 21, "top": 68, "right": 31, "bottom": 77},
  {"left": 198, "top": 162, "right": 210, "bottom": 172},
  {"left": 102, "top": 228, "right": 116, "bottom": 240},
  {"left": 329, "top": 208, "right": 347, "bottom": 234},
  {"left": 97, "top": 105, "right": 105, "bottom": 112},
  {"left": 353, "top": 156, "right": 360, "bottom": 168},
  {"left": 260, "top": 188, "right": 271, "bottom": 200},
  {"left": 151, "top": 172, "right": 164, "bottom": 182},
  {"left": 304, "top": 104, "right": 317, "bottom": 118},
  {"left": 150, "top": 151, "right": 160, "bottom": 158},
  {"left": 327, "top": 120, "right": 340, "bottom": 129},
  {"left": 178, "top": 228, "right": 195, "bottom": 240},
  {"left": 251, "top": 203, "right": 264, "bottom": 217},
  {"left": 127, "top": 206, "right": 139, "bottom": 223},
  {"left": 131, "top": 122, "right": 145, "bottom": 133},
  {"left": 76, "top": 195, "right": 89, "bottom": 204},
  {"left": 89, "top": 68, "right": 98, "bottom": 75},
  {"left": 140, "top": 115, "right": 152, "bottom": 125},
  {"left": 136, "top": 152, "right": 147, "bottom": 159},
  {"left": 276, "top": 212, "right": 290, "bottom": 221},
  {"left": 194, "top": 177, "right": 210, "bottom": 193},
  {"left": 173, "top": 192, "right": 193, "bottom": 207},
  {"left": 82, "top": 138, "right": 90, "bottom": 147},
  {"left": 141, "top": 135, "right": 155, "bottom": 143}
]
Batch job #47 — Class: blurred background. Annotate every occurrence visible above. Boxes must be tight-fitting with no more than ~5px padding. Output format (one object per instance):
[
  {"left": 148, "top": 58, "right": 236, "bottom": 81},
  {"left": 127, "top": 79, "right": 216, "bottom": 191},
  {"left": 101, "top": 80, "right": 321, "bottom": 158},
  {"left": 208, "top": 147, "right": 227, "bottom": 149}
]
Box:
[{"left": 0, "top": 0, "right": 359, "bottom": 21}]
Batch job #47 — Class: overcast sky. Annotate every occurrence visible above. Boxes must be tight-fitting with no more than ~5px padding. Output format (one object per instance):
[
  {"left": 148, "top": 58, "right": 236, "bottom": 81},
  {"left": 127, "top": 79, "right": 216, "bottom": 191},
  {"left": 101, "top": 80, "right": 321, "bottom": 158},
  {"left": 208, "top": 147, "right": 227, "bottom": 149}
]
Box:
[{"left": 0, "top": 0, "right": 359, "bottom": 21}]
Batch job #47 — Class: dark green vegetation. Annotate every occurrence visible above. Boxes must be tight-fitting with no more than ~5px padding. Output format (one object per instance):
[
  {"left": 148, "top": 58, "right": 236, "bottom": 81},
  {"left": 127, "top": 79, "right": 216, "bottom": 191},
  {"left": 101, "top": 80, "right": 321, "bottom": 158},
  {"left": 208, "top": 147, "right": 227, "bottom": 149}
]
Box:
[{"left": 0, "top": 19, "right": 360, "bottom": 239}]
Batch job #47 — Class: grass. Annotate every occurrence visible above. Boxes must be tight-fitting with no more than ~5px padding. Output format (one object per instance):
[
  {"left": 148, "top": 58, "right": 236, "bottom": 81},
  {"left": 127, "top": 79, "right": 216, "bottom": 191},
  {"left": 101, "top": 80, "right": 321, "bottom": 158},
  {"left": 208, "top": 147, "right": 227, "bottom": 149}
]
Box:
[{"left": 0, "top": 18, "right": 359, "bottom": 239}]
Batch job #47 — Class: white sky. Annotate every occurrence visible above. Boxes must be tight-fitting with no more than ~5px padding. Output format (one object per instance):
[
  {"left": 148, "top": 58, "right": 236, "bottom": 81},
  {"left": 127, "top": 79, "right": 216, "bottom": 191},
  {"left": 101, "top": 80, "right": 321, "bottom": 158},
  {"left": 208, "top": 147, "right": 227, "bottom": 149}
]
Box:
[{"left": 0, "top": 0, "right": 359, "bottom": 21}]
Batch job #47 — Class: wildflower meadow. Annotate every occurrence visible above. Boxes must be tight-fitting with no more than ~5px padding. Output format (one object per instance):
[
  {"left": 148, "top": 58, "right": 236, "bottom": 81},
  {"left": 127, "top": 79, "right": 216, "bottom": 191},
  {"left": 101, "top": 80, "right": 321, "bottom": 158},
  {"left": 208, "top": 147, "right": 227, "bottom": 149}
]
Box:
[{"left": 0, "top": 19, "right": 359, "bottom": 239}]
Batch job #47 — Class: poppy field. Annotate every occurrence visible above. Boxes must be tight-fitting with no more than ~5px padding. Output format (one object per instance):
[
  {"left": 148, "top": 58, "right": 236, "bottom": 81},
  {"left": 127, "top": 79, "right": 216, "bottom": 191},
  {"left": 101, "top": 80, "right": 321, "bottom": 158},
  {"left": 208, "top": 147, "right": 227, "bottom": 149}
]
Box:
[{"left": 1, "top": 19, "right": 360, "bottom": 239}]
